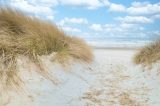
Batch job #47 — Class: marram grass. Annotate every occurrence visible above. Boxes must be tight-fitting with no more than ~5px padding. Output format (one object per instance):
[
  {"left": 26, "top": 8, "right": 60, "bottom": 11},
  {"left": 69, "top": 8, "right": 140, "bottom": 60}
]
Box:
[
  {"left": 134, "top": 40, "right": 160, "bottom": 68},
  {"left": 0, "top": 8, "right": 93, "bottom": 91}
]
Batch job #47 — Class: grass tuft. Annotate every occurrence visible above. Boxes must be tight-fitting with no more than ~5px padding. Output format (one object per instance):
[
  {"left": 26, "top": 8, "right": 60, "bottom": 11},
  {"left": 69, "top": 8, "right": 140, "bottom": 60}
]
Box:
[
  {"left": 0, "top": 8, "right": 93, "bottom": 91},
  {"left": 134, "top": 40, "right": 160, "bottom": 68}
]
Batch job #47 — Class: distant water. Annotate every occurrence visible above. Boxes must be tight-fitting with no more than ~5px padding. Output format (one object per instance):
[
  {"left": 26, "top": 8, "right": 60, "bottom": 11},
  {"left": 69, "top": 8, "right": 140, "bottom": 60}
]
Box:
[
  {"left": 78, "top": 35, "right": 155, "bottom": 48},
  {"left": 71, "top": 33, "right": 157, "bottom": 48},
  {"left": 87, "top": 40, "right": 152, "bottom": 48}
]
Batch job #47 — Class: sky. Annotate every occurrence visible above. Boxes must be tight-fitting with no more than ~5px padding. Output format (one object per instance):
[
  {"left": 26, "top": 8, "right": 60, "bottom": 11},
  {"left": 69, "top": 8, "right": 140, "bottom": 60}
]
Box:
[{"left": 0, "top": 0, "right": 160, "bottom": 47}]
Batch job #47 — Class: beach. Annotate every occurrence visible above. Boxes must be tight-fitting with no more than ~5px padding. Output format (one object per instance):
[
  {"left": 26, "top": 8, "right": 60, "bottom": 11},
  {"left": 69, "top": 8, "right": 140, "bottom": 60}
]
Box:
[{"left": 1, "top": 48, "right": 160, "bottom": 106}]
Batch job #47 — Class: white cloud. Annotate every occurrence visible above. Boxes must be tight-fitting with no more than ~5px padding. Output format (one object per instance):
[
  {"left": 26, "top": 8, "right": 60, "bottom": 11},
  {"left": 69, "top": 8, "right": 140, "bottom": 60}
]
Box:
[
  {"left": 28, "top": 0, "right": 59, "bottom": 7},
  {"left": 127, "top": 2, "right": 160, "bottom": 15},
  {"left": 59, "top": 17, "right": 88, "bottom": 26},
  {"left": 9, "top": 0, "right": 56, "bottom": 20},
  {"left": 8, "top": 0, "right": 160, "bottom": 17},
  {"left": 58, "top": 0, "right": 103, "bottom": 9},
  {"left": 103, "top": 0, "right": 126, "bottom": 12},
  {"left": 116, "top": 16, "right": 153, "bottom": 24},
  {"left": 62, "top": 26, "right": 81, "bottom": 32},
  {"left": 46, "top": 15, "right": 54, "bottom": 20},
  {"left": 103, "top": 0, "right": 110, "bottom": 6},
  {"left": 9, "top": 0, "right": 104, "bottom": 10},
  {"left": 120, "top": 23, "right": 136, "bottom": 29},
  {"left": 152, "top": 14, "right": 160, "bottom": 20},
  {"left": 90, "top": 24, "right": 103, "bottom": 31},
  {"left": 109, "top": 3, "right": 126, "bottom": 12},
  {"left": 89, "top": 22, "right": 145, "bottom": 38},
  {"left": 103, "top": 0, "right": 160, "bottom": 17},
  {"left": 90, "top": 23, "right": 138, "bottom": 33}
]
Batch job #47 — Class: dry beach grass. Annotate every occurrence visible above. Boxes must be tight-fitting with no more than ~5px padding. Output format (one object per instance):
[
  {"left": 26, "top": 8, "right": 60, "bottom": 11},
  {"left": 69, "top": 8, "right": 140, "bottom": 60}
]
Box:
[
  {"left": 134, "top": 40, "right": 160, "bottom": 68},
  {"left": 0, "top": 8, "right": 93, "bottom": 91}
]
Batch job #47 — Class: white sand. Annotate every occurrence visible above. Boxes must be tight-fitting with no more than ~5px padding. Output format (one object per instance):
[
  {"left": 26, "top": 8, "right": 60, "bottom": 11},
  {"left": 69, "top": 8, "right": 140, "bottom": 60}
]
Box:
[{"left": 1, "top": 48, "right": 160, "bottom": 106}]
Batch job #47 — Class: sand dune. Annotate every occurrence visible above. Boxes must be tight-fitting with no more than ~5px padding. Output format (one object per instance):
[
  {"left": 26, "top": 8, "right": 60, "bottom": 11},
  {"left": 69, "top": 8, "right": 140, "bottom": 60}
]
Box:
[{"left": 1, "top": 48, "right": 160, "bottom": 106}]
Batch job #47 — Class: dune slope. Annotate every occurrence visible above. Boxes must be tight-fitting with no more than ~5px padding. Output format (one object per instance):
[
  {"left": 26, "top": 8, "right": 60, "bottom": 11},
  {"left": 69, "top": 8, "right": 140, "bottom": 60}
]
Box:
[{"left": 0, "top": 8, "right": 93, "bottom": 90}]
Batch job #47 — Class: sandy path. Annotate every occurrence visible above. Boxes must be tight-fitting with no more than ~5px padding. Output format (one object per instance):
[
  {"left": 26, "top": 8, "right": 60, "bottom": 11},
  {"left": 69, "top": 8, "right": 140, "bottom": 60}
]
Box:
[{"left": 1, "top": 49, "right": 160, "bottom": 106}]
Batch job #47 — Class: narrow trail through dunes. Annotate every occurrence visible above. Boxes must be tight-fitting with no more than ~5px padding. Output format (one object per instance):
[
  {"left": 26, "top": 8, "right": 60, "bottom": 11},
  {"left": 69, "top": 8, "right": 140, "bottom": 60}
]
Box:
[{"left": 1, "top": 49, "right": 160, "bottom": 106}]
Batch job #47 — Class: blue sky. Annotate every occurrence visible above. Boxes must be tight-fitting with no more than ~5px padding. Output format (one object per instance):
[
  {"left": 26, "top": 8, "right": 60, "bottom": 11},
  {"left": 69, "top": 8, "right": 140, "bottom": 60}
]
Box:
[{"left": 0, "top": 0, "right": 160, "bottom": 46}]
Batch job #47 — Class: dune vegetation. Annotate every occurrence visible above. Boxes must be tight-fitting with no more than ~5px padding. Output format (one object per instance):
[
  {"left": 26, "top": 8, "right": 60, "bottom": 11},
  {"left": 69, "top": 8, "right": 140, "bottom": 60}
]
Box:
[
  {"left": 134, "top": 40, "right": 160, "bottom": 68},
  {"left": 0, "top": 8, "right": 93, "bottom": 90}
]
